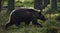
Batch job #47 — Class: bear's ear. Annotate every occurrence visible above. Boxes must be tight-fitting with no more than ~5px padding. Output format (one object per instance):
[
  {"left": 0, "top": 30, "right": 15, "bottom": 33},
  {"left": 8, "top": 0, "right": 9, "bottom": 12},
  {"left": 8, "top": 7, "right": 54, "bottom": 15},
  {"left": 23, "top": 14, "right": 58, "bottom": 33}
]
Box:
[
  {"left": 36, "top": 9, "right": 41, "bottom": 12},
  {"left": 34, "top": 9, "right": 41, "bottom": 12}
]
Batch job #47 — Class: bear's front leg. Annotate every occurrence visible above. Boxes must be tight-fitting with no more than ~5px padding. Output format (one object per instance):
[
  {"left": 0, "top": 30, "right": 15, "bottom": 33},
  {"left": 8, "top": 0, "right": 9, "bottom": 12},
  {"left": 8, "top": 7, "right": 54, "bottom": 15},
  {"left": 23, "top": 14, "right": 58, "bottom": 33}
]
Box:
[{"left": 32, "top": 17, "right": 43, "bottom": 27}]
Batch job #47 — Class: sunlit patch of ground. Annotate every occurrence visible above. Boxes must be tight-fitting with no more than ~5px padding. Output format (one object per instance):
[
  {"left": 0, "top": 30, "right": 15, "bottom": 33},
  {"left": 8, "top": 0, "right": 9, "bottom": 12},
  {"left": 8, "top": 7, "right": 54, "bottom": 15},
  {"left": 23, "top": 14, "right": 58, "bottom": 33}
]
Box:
[{"left": 51, "top": 14, "right": 59, "bottom": 17}]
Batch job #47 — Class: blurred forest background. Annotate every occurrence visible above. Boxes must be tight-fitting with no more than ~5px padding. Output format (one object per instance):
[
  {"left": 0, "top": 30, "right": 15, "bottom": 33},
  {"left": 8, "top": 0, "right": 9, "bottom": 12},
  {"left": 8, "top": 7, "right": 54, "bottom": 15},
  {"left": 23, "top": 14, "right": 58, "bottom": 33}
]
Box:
[{"left": 0, "top": 0, "right": 60, "bottom": 33}]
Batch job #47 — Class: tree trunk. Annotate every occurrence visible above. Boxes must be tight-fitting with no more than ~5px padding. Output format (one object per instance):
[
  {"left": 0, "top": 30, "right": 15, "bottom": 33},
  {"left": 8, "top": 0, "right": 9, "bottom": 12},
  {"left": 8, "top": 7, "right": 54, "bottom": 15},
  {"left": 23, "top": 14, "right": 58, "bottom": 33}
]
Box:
[
  {"left": 0, "top": 0, "right": 2, "bottom": 12},
  {"left": 51, "top": 0, "right": 57, "bottom": 10},
  {"left": 7, "top": 0, "right": 15, "bottom": 14},
  {"left": 34, "top": 0, "right": 42, "bottom": 11},
  {"left": 58, "top": 0, "right": 60, "bottom": 2},
  {"left": 44, "top": 0, "right": 50, "bottom": 9},
  {"left": 47, "top": 0, "right": 50, "bottom": 4}
]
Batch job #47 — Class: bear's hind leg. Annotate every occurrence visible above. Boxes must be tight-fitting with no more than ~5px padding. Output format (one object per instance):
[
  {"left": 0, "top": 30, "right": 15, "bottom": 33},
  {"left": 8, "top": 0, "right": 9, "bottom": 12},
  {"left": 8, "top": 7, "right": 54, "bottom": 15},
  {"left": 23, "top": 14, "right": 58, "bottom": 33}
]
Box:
[
  {"left": 25, "top": 20, "right": 31, "bottom": 26},
  {"left": 5, "top": 22, "right": 14, "bottom": 29},
  {"left": 15, "top": 19, "right": 21, "bottom": 27}
]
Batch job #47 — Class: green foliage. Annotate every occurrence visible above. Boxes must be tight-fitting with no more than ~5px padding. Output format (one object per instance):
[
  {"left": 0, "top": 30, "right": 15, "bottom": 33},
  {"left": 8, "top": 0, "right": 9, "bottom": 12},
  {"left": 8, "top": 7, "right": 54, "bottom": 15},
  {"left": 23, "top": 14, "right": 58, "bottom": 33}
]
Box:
[
  {"left": 55, "top": 14, "right": 60, "bottom": 21},
  {"left": 15, "top": 0, "right": 34, "bottom": 7},
  {"left": 0, "top": 10, "right": 9, "bottom": 26}
]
